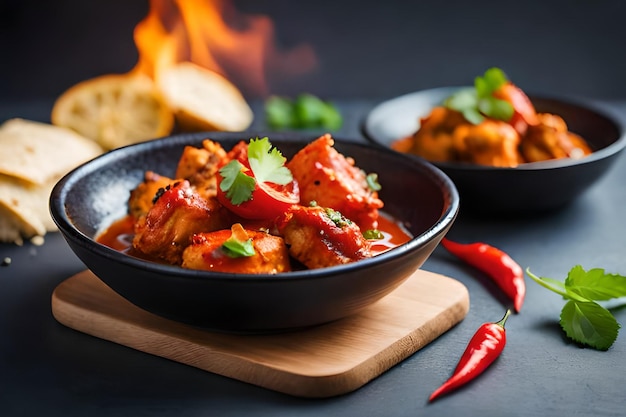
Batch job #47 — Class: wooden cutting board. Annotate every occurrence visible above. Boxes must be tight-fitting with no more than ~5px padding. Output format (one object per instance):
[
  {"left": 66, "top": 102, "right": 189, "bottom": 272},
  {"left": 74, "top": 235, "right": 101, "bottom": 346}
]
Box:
[{"left": 51, "top": 269, "right": 469, "bottom": 398}]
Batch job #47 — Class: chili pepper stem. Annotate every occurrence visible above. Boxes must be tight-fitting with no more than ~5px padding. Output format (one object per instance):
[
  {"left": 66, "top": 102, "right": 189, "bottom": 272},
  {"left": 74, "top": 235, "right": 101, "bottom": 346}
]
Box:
[
  {"left": 495, "top": 309, "right": 512, "bottom": 327},
  {"left": 429, "top": 309, "right": 511, "bottom": 402}
]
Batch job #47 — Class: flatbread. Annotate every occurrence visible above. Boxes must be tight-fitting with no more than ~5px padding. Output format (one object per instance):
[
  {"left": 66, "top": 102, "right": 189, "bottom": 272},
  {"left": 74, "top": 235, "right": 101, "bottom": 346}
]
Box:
[
  {"left": 0, "top": 202, "right": 43, "bottom": 245},
  {"left": 0, "top": 118, "right": 103, "bottom": 243},
  {"left": 0, "top": 118, "right": 103, "bottom": 185},
  {"left": 0, "top": 174, "right": 57, "bottom": 231}
]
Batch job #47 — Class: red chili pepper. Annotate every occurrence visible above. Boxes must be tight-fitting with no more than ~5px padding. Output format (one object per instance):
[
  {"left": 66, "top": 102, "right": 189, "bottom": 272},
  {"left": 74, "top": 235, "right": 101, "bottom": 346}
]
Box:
[
  {"left": 441, "top": 238, "right": 525, "bottom": 313},
  {"left": 429, "top": 309, "right": 511, "bottom": 402}
]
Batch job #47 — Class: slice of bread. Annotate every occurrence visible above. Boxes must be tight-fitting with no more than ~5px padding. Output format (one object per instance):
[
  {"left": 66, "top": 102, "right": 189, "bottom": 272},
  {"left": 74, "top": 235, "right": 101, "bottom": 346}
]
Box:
[
  {"left": 0, "top": 118, "right": 103, "bottom": 185},
  {"left": 51, "top": 73, "right": 175, "bottom": 150},
  {"left": 0, "top": 118, "right": 103, "bottom": 243},
  {"left": 157, "top": 62, "right": 254, "bottom": 132}
]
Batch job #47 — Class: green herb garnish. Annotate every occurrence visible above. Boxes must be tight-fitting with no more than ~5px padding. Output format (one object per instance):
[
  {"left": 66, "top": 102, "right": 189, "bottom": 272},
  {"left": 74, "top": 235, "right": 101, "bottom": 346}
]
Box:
[
  {"left": 324, "top": 207, "right": 352, "bottom": 228},
  {"left": 265, "top": 93, "right": 343, "bottom": 130},
  {"left": 366, "top": 173, "right": 382, "bottom": 192},
  {"left": 527, "top": 266, "right": 626, "bottom": 350},
  {"left": 247, "top": 137, "right": 292, "bottom": 185},
  {"left": 219, "top": 160, "right": 255, "bottom": 205},
  {"left": 222, "top": 236, "right": 255, "bottom": 258},
  {"left": 221, "top": 224, "right": 256, "bottom": 258},
  {"left": 444, "top": 67, "right": 514, "bottom": 124},
  {"left": 219, "top": 137, "right": 292, "bottom": 205},
  {"left": 363, "top": 229, "right": 383, "bottom": 240},
  {"left": 264, "top": 96, "right": 294, "bottom": 129}
]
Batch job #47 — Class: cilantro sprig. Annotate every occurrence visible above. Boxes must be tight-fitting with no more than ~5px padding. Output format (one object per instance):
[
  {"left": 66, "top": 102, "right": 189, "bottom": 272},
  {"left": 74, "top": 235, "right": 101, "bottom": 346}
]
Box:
[
  {"left": 444, "top": 67, "right": 514, "bottom": 124},
  {"left": 219, "top": 160, "right": 255, "bottom": 205},
  {"left": 247, "top": 137, "right": 292, "bottom": 185},
  {"left": 219, "top": 137, "right": 292, "bottom": 205},
  {"left": 527, "top": 266, "right": 626, "bottom": 350},
  {"left": 265, "top": 93, "right": 343, "bottom": 130},
  {"left": 221, "top": 224, "right": 255, "bottom": 258}
]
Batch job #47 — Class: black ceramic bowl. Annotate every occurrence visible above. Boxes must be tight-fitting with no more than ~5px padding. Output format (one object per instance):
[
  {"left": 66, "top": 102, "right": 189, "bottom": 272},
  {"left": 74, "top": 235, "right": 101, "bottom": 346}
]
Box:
[
  {"left": 362, "top": 87, "right": 626, "bottom": 214},
  {"left": 50, "top": 132, "right": 459, "bottom": 333}
]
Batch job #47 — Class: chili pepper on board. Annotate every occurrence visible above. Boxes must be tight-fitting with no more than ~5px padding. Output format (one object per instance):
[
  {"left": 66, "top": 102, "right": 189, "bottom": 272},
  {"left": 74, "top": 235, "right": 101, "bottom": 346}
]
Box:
[
  {"left": 441, "top": 238, "right": 525, "bottom": 313},
  {"left": 429, "top": 309, "right": 511, "bottom": 402}
]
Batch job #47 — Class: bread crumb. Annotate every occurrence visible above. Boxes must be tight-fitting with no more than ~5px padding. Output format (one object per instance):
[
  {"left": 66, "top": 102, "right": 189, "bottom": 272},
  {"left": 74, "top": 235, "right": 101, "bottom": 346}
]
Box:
[{"left": 30, "top": 235, "right": 45, "bottom": 246}]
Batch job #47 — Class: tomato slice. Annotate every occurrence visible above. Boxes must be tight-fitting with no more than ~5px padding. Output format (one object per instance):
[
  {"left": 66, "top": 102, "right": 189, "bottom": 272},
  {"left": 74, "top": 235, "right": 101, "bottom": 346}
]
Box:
[
  {"left": 493, "top": 82, "right": 539, "bottom": 134},
  {"left": 217, "top": 171, "right": 300, "bottom": 220}
]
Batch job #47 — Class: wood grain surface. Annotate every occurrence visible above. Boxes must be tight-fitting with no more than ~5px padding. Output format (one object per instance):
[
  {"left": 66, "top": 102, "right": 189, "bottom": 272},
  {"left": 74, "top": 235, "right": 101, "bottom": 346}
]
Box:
[{"left": 51, "top": 269, "right": 469, "bottom": 398}]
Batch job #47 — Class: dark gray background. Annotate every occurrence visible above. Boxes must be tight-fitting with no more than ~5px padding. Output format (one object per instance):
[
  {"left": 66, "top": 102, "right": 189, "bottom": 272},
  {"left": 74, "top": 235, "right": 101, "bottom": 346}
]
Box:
[{"left": 1, "top": 0, "right": 625, "bottom": 102}]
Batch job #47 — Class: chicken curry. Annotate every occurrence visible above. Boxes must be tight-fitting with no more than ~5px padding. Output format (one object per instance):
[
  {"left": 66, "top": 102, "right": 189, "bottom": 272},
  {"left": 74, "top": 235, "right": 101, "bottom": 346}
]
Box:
[
  {"left": 97, "top": 134, "right": 412, "bottom": 273},
  {"left": 394, "top": 68, "right": 592, "bottom": 167}
]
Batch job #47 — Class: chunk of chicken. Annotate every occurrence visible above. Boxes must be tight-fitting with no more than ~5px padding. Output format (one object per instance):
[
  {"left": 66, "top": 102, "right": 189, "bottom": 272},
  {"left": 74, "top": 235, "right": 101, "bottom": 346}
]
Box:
[
  {"left": 175, "top": 139, "right": 228, "bottom": 200},
  {"left": 410, "top": 106, "right": 469, "bottom": 162},
  {"left": 521, "top": 113, "right": 592, "bottom": 162},
  {"left": 452, "top": 119, "right": 523, "bottom": 167},
  {"left": 277, "top": 205, "right": 371, "bottom": 269},
  {"left": 287, "top": 134, "right": 383, "bottom": 230},
  {"left": 128, "top": 171, "right": 177, "bottom": 220},
  {"left": 181, "top": 223, "right": 291, "bottom": 274},
  {"left": 224, "top": 139, "right": 249, "bottom": 163},
  {"left": 132, "top": 180, "right": 233, "bottom": 264}
]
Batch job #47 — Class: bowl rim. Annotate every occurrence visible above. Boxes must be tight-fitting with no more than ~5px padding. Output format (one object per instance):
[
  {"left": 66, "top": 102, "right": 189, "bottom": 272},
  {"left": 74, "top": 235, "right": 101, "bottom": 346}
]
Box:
[
  {"left": 361, "top": 86, "right": 626, "bottom": 171},
  {"left": 50, "top": 132, "right": 460, "bottom": 283}
]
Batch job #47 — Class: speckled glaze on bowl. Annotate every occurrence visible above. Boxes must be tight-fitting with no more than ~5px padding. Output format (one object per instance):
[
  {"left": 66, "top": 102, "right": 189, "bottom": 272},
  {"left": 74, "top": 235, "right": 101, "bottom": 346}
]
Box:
[
  {"left": 50, "top": 132, "right": 459, "bottom": 333},
  {"left": 362, "top": 87, "right": 626, "bottom": 215}
]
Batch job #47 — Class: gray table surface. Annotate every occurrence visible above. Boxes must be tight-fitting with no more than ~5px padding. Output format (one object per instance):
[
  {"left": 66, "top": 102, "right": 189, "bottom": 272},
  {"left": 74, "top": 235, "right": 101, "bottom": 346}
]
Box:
[{"left": 1, "top": 99, "right": 626, "bottom": 417}]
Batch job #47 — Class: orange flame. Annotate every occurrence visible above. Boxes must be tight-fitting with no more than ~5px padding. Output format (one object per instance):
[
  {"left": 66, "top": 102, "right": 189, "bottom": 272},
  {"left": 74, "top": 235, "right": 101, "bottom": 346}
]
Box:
[{"left": 132, "top": 0, "right": 317, "bottom": 98}]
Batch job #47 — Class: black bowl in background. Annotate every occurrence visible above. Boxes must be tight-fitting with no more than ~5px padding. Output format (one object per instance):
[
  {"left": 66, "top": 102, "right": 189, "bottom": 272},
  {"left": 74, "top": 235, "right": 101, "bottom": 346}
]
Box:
[
  {"left": 362, "top": 87, "right": 626, "bottom": 215},
  {"left": 50, "top": 132, "right": 459, "bottom": 333}
]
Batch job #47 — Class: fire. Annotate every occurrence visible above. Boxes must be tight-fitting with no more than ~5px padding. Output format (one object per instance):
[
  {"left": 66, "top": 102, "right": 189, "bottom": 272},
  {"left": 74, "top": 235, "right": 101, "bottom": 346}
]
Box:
[{"left": 132, "top": 0, "right": 317, "bottom": 98}]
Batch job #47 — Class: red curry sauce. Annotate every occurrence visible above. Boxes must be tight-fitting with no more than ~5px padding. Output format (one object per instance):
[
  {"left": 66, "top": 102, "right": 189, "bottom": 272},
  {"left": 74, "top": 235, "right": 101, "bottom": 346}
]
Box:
[{"left": 96, "top": 211, "right": 412, "bottom": 264}]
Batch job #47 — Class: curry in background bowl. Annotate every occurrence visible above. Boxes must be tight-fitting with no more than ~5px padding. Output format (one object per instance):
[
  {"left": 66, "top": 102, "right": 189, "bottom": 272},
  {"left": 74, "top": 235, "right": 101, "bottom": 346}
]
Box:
[
  {"left": 362, "top": 70, "right": 626, "bottom": 214},
  {"left": 50, "top": 132, "right": 459, "bottom": 333}
]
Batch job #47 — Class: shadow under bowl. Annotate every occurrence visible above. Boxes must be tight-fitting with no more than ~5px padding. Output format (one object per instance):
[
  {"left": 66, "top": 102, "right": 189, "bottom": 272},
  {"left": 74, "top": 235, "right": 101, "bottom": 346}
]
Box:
[
  {"left": 50, "top": 132, "right": 459, "bottom": 333},
  {"left": 362, "top": 87, "right": 626, "bottom": 215}
]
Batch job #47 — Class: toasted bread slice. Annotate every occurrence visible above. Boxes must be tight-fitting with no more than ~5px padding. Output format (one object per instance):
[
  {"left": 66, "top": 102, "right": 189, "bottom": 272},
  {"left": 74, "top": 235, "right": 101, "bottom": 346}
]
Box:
[
  {"left": 51, "top": 73, "right": 175, "bottom": 150},
  {"left": 157, "top": 62, "right": 253, "bottom": 132}
]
